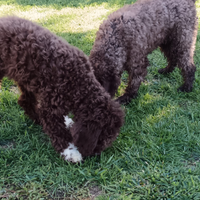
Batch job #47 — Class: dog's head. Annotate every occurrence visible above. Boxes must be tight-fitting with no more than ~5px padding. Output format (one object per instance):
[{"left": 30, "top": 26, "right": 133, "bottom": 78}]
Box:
[
  {"left": 70, "top": 120, "right": 102, "bottom": 157},
  {"left": 71, "top": 99, "right": 124, "bottom": 157},
  {"left": 92, "top": 99, "right": 124, "bottom": 155}
]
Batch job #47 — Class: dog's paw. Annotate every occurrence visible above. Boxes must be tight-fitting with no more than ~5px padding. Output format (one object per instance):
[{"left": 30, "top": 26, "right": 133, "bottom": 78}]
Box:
[
  {"left": 61, "top": 143, "right": 82, "bottom": 163},
  {"left": 158, "top": 68, "right": 167, "bottom": 74},
  {"left": 177, "top": 84, "right": 192, "bottom": 93},
  {"left": 64, "top": 115, "right": 74, "bottom": 128},
  {"left": 116, "top": 93, "right": 136, "bottom": 105},
  {"left": 158, "top": 67, "right": 174, "bottom": 75}
]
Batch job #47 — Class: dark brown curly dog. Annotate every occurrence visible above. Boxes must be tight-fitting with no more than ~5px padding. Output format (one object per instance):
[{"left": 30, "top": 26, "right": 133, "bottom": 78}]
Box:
[
  {"left": 90, "top": 0, "right": 198, "bottom": 104},
  {"left": 0, "top": 16, "right": 124, "bottom": 163}
]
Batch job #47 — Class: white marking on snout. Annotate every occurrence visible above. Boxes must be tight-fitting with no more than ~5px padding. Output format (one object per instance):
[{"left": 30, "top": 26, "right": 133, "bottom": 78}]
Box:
[
  {"left": 61, "top": 143, "right": 82, "bottom": 163},
  {"left": 64, "top": 115, "right": 74, "bottom": 128}
]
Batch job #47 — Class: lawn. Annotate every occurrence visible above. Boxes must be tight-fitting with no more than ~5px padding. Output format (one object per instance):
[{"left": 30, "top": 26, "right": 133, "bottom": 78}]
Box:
[{"left": 1, "top": 0, "right": 200, "bottom": 199}]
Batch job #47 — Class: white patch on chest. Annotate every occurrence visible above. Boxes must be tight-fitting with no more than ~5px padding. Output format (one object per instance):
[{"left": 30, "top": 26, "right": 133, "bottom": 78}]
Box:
[
  {"left": 64, "top": 115, "right": 74, "bottom": 128},
  {"left": 61, "top": 143, "right": 82, "bottom": 163}
]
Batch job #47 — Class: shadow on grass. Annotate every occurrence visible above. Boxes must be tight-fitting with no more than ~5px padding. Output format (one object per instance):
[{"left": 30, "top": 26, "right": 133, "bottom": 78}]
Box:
[
  {"left": 56, "top": 31, "right": 95, "bottom": 55},
  {"left": 1, "top": 0, "right": 137, "bottom": 8},
  {"left": 37, "top": 15, "right": 99, "bottom": 54}
]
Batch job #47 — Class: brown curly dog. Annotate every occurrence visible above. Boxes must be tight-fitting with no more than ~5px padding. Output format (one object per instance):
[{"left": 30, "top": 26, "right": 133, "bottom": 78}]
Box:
[
  {"left": 90, "top": 0, "right": 198, "bottom": 104},
  {"left": 0, "top": 16, "right": 124, "bottom": 163}
]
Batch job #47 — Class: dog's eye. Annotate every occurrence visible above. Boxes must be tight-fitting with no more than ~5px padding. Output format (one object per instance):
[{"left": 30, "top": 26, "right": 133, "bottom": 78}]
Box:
[
  {"left": 97, "top": 116, "right": 101, "bottom": 121},
  {"left": 32, "top": 53, "right": 36, "bottom": 59}
]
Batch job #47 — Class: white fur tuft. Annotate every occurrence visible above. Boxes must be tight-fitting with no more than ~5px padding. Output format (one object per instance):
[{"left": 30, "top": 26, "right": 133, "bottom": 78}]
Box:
[
  {"left": 61, "top": 143, "right": 82, "bottom": 163},
  {"left": 64, "top": 115, "right": 74, "bottom": 128}
]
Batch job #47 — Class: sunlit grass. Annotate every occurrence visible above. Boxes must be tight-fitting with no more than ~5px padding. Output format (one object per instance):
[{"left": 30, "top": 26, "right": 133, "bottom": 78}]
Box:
[
  {"left": 0, "top": 4, "right": 113, "bottom": 32},
  {"left": 1, "top": 0, "right": 200, "bottom": 199}
]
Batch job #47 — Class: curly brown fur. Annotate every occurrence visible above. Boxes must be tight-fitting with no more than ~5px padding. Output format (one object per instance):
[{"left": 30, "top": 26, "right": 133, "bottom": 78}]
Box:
[
  {"left": 90, "top": 0, "right": 198, "bottom": 104},
  {"left": 0, "top": 16, "right": 124, "bottom": 162}
]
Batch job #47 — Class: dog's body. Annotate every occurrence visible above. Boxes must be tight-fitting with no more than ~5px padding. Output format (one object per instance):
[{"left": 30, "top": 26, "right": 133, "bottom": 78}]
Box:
[
  {"left": 90, "top": 0, "right": 198, "bottom": 104},
  {"left": 0, "top": 16, "right": 124, "bottom": 162}
]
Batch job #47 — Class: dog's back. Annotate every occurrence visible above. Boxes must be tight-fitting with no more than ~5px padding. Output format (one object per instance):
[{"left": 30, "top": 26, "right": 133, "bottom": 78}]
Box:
[
  {"left": 0, "top": 16, "right": 90, "bottom": 92},
  {"left": 0, "top": 16, "right": 52, "bottom": 59},
  {"left": 100, "top": 0, "right": 196, "bottom": 51},
  {"left": 0, "top": 16, "right": 58, "bottom": 82}
]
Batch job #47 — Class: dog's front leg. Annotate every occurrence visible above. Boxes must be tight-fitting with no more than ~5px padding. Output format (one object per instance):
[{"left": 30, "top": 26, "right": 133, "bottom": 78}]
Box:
[
  {"left": 38, "top": 107, "right": 82, "bottom": 163},
  {"left": 116, "top": 58, "right": 148, "bottom": 104}
]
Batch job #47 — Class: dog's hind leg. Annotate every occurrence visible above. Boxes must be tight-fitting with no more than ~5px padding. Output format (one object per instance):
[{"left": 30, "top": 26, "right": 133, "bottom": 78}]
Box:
[
  {"left": 175, "top": 21, "right": 197, "bottom": 92},
  {"left": 17, "top": 85, "right": 40, "bottom": 124},
  {"left": 116, "top": 56, "right": 148, "bottom": 104},
  {"left": 158, "top": 41, "right": 178, "bottom": 74},
  {"left": 177, "top": 52, "right": 196, "bottom": 93}
]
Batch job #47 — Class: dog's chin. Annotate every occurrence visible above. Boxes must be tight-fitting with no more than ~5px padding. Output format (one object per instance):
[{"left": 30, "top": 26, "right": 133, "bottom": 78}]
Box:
[
  {"left": 61, "top": 143, "right": 82, "bottom": 163},
  {"left": 64, "top": 115, "right": 74, "bottom": 128}
]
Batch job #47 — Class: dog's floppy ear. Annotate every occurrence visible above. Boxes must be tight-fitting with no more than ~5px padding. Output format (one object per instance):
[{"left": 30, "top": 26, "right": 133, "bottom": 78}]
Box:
[{"left": 71, "top": 120, "right": 102, "bottom": 157}]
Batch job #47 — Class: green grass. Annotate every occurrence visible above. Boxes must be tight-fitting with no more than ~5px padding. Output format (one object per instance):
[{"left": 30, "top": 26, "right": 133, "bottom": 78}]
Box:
[{"left": 1, "top": 0, "right": 200, "bottom": 199}]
